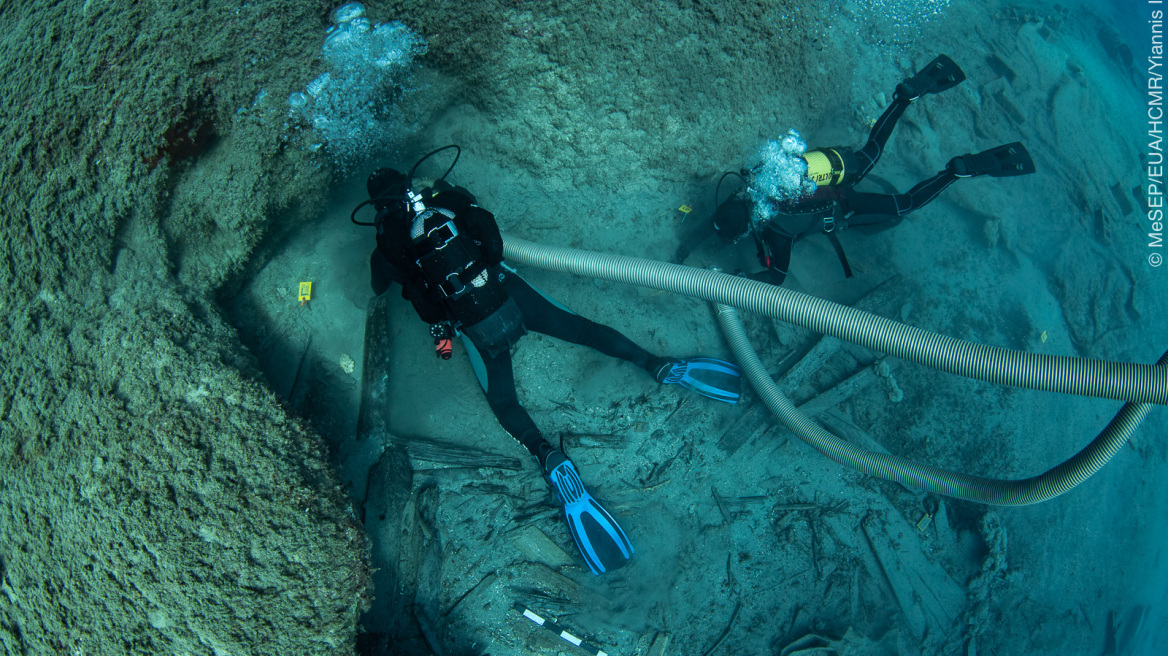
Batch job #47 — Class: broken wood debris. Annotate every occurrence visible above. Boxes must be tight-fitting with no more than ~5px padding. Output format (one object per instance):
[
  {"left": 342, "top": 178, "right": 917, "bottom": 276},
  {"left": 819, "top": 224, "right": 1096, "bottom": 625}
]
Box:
[
  {"left": 642, "top": 440, "right": 691, "bottom": 487},
  {"left": 858, "top": 511, "right": 964, "bottom": 641},
  {"left": 779, "top": 275, "right": 908, "bottom": 395},
  {"left": 806, "top": 515, "right": 820, "bottom": 579},
  {"left": 781, "top": 568, "right": 812, "bottom": 586},
  {"left": 510, "top": 525, "right": 575, "bottom": 568},
  {"left": 773, "top": 511, "right": 798, "bottom": 538},
  {"left": 782, "top": 334, "right": 844, "bottom": 394},
  {"left": 795, "top": 358, "right": 887, "bottom": 417},
  {"left": 699, "top": 601, "right": 742, "bottom": 656},
  {"left": 509, "top": 561, "right": 582, "bottom": 607},
  {"left": 819, "top": 410, "right": 892, "bottom": 456},
  {"left": 508, "top": 505, "right": 559, "bottom": 530},
  {"left": 660, "top": 396, "right": 688, "bottom": 425},
  {"left": 646, "top": 631, "right": 672, "bottom": 656},
  {"left": 389, "top": 434, "right": 522, "bottom": 471},
  {"left": 516, "top": 587, "right": 575, "bottom": 609},
  {"left": 638, "top": 478, "right": 671, "bottom": 493},
  {"left": 708, "top": 488, "right": 769, "bottom": 522},
  {"left": 561, "top": 432, "right": 624, "bottom": 448},
  {"left": 773, "top": 503, "right": 817, "bottom": 512},
  {"left": 715, "top": 402, "right": 771, "bottom": 456},
  {"left": 724, "top": 552, "right": 737, "bottom": 591},
  {"left": 712, "top": 486, "right": 730, "bottom": 524},
  {"left": 772, "top": 499, "right": 850, "bottom": 515},
  {"left": 443, "top": 572, "right": 498, "bottom": 619}
]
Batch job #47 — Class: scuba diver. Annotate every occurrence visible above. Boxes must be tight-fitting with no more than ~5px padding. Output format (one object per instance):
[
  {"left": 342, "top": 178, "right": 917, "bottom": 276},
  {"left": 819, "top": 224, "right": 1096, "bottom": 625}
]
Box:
[
  {"left": 353, "top": 146, "right": 742, "bottom": 575},
  {"left": 678, "top": 54, "right": 1037, "bottom": 285}
]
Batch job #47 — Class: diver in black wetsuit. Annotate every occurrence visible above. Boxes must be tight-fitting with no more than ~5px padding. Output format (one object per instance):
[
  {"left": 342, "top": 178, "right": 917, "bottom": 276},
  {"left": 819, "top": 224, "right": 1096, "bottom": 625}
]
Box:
[
  {"left": 679, "top": 55, "right": 1037, "bottom": 285},
  {"left": 357, "top": 148, "right": 741, "bottom": 574}
]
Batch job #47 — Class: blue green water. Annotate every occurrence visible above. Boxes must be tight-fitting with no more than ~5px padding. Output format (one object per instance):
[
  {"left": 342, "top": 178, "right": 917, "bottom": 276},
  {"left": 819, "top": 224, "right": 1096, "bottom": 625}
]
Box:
[{"left": 1, "top": 0, "right": 1165, "bottom": 654}]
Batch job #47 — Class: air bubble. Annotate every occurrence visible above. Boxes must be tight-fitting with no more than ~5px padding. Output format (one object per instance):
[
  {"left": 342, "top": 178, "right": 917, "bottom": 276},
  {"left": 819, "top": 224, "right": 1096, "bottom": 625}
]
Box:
[
  {"left": 288, "top": 5, "right": 427, "bottom": 167},
  {"left": 331, "top": 2, "right": 366, "bottom": 24},
  {"left": 748, "top": 129, "right": 818, "bottom": 226}
]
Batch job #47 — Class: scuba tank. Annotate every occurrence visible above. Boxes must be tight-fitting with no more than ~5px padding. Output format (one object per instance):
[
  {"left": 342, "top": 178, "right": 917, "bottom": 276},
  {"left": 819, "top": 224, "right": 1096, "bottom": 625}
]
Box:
[{"left": 803, "top": 147, "right": 848, "bottom": 186}]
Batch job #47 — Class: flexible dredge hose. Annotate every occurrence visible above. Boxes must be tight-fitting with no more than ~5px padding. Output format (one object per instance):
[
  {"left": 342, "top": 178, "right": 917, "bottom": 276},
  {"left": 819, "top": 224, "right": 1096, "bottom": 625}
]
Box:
[{"left": 502, "top": 235, "right": 1168, "bottom": 506}]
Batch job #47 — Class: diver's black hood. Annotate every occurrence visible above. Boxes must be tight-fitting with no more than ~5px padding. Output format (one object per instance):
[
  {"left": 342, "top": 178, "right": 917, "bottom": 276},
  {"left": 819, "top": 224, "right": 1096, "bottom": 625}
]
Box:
[{"left": 366, "top": 167, "right": 410, "bottom": 207}]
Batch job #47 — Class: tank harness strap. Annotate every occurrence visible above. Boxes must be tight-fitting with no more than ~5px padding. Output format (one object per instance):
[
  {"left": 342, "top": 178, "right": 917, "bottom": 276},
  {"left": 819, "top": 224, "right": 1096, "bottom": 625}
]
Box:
[
  {"left": 824, "top": 231, "right": 853, "bottom": 279},
  {"left": 429, "top": 261, "right": 488, "bottom": 298},
  {"left": 762, "top": 233, "right": 793, "bottom": 276}
]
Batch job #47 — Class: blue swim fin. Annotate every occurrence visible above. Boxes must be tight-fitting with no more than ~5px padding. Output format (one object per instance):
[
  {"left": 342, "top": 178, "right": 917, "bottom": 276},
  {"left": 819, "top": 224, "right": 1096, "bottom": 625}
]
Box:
[
  {"left": 653, "top": 357, "right": 742, "bottom": 404},
  {"left": 544, "top": 450, "right": 633, "bottom": 574}
]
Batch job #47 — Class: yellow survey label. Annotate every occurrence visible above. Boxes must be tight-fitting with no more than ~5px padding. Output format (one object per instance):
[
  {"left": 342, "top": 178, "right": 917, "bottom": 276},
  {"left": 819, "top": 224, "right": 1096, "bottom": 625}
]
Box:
[
  {"left": 298, "top": 282, "right": 312, "bottom": 303},
  {"left": 678, "top": 205, "right": 693, "bottom": 214}
]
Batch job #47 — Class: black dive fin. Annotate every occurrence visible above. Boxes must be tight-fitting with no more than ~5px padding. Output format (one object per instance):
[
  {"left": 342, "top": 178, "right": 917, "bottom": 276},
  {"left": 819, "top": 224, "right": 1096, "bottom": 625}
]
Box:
[
  {"left": 897, "top": 54, "right": 966, "bottom": 99},
  {"left": 950, "top": 142, "right": 1036, "bottom": 178}
]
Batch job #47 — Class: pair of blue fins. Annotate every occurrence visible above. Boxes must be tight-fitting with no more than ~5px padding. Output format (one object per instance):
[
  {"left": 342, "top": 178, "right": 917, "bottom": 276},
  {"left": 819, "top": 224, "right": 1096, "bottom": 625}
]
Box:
[{"left": 546, "top": 357, "right": 741, "bottom": 574}]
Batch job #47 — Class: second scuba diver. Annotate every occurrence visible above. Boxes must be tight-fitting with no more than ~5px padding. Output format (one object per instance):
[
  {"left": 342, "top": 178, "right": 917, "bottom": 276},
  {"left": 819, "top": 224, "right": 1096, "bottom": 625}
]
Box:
[
  {"left": 679, "top": 54, "right": 1037, "bottom": 285},
  {"left": 355, "top": 147, "right": 742, "bottom": 574}
]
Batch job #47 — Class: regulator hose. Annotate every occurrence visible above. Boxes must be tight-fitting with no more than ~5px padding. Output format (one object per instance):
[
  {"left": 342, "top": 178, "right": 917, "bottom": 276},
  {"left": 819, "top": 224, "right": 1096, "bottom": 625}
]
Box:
[
  {"left": 502, "top": 236, "right": 1167, "bottom": 405},
  {"left": 502, "top": 235, "right": 1167, "bottom": 504}
]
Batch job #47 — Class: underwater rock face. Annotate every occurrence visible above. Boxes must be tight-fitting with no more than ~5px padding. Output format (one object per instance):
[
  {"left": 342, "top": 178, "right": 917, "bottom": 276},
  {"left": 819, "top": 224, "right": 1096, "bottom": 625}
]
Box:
[
  {"left": 388, "top": 0, "right": 838, "bottom": 186},
  {"left": 0, "top": 1, "right": 367, "bottom": 654}
]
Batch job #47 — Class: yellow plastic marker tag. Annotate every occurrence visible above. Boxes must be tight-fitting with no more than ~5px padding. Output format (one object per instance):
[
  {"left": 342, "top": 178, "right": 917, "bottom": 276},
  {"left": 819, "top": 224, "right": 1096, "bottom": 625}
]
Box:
[
  {"left": 298, "top": 282, "right": 312, "bottom": 305},
  {"left": 678, "top": 205, "right": 693, "bottom": 214},
  {"left": 916, "top": 513, "right": 933, "bottom": 531}
]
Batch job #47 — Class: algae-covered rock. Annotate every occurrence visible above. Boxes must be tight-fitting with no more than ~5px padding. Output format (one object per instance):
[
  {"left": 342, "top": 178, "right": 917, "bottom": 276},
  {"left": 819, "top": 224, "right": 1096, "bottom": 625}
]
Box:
[
  {"left": 0, "top": 1, "right": 368, "bottom": 653},
  {"left": 387, "top": 0, "right": 837, "bottom": 185}
]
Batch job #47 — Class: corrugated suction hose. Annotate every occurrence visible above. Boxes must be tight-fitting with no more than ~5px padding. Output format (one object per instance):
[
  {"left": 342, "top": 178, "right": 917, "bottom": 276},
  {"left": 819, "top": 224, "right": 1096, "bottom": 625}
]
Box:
[
  {"left": 718, "top": 303, "right": 1166, "bottom": 505},
  {"left": 503, "top": 235, "right": 1167, "bottom": 504}
]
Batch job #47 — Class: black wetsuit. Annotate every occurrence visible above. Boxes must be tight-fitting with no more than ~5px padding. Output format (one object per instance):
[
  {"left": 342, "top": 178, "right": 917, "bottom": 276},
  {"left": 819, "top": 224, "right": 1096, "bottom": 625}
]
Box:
[
  {"left": 370, "top": 186, "right": 657, "bottom": 464},
  {"left": 693, "top": 94, "right": 959, "bottom": 285}
]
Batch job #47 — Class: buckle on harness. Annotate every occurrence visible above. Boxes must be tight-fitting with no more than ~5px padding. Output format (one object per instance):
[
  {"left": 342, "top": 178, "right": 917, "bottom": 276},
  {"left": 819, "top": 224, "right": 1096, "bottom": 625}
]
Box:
[
  {"left": 822, "top": 215, "right": 835, "bottom": 233},
  {"left": 427, "top": 220, "right": 458, "bottom": 250},
  {"left": 438, "top": 270, "right": 466, "bottom": 298}
]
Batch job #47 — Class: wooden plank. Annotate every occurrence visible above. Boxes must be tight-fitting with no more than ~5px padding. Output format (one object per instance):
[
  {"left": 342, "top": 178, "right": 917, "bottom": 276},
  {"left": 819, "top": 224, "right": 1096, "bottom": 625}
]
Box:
[
  {"left": 795, "top": 362, "right": 880, "bottom": 417},
  {"left": 858, "top": 511, "right": 965, "bottom": 641}
]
